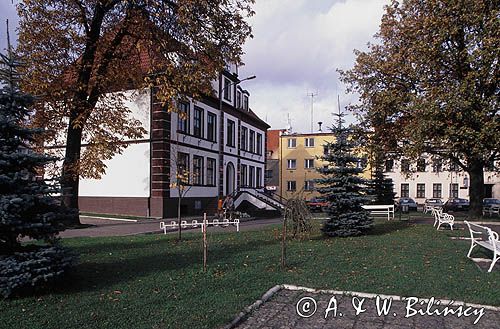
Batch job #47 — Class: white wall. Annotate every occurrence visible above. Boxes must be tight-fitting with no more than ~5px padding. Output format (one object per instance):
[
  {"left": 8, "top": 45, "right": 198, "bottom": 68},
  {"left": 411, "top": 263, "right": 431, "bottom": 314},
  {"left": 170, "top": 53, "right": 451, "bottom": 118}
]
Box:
[
  {"left": 386, "top": 159, "right": 500, "bottom": 202},
  {"left": 80, "top": 89, "right": 151, "bottom": 197}
]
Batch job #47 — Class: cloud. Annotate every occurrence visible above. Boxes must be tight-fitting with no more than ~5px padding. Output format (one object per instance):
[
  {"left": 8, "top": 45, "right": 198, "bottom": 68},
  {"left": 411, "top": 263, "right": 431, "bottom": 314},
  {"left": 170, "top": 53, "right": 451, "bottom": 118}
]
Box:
[
  {"left": 239, "top": 0, "right": 389, "bottom": 132},
  {"left": 0, "top": 0, "right": 388, "bottom": 133}
]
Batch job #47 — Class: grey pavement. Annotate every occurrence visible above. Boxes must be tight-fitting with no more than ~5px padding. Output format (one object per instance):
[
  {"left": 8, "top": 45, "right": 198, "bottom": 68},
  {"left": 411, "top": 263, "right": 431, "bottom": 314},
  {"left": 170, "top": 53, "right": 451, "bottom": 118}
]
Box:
[
  {"left": 234, "top": 288, "right": 500, "bottom": 329},
  {"left": 59, "top": 216, "right": 283, "bottom": 238},
  {"left": 58, "top": 214, "right": 500, "bottom": 238}
]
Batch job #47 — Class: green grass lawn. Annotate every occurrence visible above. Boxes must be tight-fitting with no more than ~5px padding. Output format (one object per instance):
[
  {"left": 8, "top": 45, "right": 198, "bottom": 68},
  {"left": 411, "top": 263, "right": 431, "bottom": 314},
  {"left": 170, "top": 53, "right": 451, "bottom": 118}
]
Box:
[{"left": 1, "top": 220, "right": 499, "bottom": 329}]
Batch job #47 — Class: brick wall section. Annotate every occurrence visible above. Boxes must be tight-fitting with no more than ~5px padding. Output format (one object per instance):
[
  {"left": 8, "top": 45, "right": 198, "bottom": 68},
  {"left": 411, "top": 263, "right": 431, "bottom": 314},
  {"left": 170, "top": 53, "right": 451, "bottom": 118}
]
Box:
[
  {"left": 80, "top": 197, "right": 149, "bottom": 217},
  {"left": 150, "top": 91, "right": 171, "bottom": 217}
]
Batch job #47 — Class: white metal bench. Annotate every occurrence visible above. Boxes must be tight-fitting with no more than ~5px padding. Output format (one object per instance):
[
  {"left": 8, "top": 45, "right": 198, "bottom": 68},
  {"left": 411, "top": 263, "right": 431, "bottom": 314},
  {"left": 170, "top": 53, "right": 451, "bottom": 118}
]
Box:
[
  {"left": 361, "top": 205, "right": 395, "bottom": 221},
  {"left": 483, "top": 205, "right": 500, "bottom": 217},
  {"left": 464, "top": 221, "right": 500, "bottom": 272},
  {"left": 431, "top": 208, "right": 454, "bottom": 230},
  {"left": 424, "top": 205, "right": 442, "bottom": 214}
]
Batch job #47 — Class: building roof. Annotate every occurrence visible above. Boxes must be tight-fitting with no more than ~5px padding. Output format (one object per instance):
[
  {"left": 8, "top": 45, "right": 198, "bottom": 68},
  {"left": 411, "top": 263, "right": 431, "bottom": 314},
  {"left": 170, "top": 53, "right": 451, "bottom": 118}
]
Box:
[
  {"left": 280, "top": 131, "right": 334, "bottom": 137},
  {"left": 266, "top": 129, "right": 285, "bottom": 153}
]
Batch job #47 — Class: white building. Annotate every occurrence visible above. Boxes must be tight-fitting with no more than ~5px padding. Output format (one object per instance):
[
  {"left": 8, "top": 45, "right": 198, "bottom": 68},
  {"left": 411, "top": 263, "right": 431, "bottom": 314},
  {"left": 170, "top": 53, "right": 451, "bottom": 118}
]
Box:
[
  {"left": 79, "top": 66, "right": 269, "bottom": 218},
  {"left": 385, "top": 156, "right": 500, "bottom": 204}
]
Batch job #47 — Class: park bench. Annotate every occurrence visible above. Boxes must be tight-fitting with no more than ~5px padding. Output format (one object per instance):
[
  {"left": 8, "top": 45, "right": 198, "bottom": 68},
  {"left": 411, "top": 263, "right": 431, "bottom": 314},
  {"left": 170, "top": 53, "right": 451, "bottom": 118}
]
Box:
[
  {"left": 464, "top": 221, "right": 500, "bottom": 273},
  {"left": 361, "top": 205, "right": 395, "bottom": 221},
  {"left": 482, "top": 205, "right": 500, "bottom": 217},
  {"left": 431, "top": 207, "right": 454, "bottom": 230}
]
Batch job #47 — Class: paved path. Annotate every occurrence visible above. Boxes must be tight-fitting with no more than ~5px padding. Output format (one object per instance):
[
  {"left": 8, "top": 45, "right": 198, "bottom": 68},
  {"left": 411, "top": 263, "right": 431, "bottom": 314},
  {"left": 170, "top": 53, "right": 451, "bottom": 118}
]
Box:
[
  {"left": 234, "top": 288, "right": 500, "bottom": 329},
  {"left": 60, "top": 216, "right": 283, "bottom": 238},
  {"left": 60, "top": 213, "right": 500, "bottom": 238}
]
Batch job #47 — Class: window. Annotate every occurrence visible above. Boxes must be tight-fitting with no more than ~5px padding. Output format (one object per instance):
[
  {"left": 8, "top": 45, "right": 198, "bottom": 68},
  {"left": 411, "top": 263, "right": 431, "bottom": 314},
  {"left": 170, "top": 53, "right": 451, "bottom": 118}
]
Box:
[
  {"left": 240, "top": 164, "right": 248, "bottom": 186},
  {"left": 264, "top": 170, "right": 273, "bottom": 179},
  {"left": 236, "top": 91, "right": 242, "bottom": 109},
  {"left": 241, "top": 127, "right": 248, "bottom": 150},
  {"left": 207, "top": 112, "right": 216, "bottom": 142},
  {"left": 305, "top": 159, "right": 314, "bottom": 169},
  {"left": 227, "top": 120, "right": 235, "bottom": 147},
  {"left": 287, "top": 181, "right": 296, "bottom": 191},
  {"left": 401, "top": 159, "right": 410, "bottom": 172},
  {"left": 177, "top": 152, "right": 190, "bottom": 185},
  {"left": 287, "top": 138, "right": 296, "bottom": 148},
  {"left": 417, "top": 159, "right": 426, "bottom": 172},
  {"left": 193, "top": 156, "right": 204, "bottom": 185},
  {"left": 287, "top": 159, "right": 296, "bottom": 170},
  {"left": 323, "top": 145, "right": 329, "bottom": 155},
  {"left": 177, "top": 102, "right": 189, "bottom": 133},
  {"left": 256, "top": 133, "right": 262, "bottom": 155},
  {"left": 223, "top": 78, "right": 231, "bottom": 101},
  {"left": 249, "top": 130, "right": 255, "bottom": 153},
  {"left": 207, "top": 158, "right": 216, "bottom": 186},
  {"left": 433, "top": 183, "right": 442, "bottom": 198},
  {"left": 193, "top": 106, "right": 203, "bottom": 138},
  {"left": 249, "top": 166, "right": 255, "bottom": 187},
  {"left": 304, "top": 180, "right": 315, "bottom": 191},
  {"left": 243, "top": 95, "right": 249, "bottom": 110},
  {"left": 256, "top": 167, "right": 262, "bottom": 187},
  {"left": 401, "top": 183, "right": 409, "bottom": 198},
  {"left": 385, "top": 159, "right": 394, "bottom": 172},
  {"left": 450, "top": 183, "right": 459, "bottom": 198},
  {"left": 432, "top": 159, "right": 442, "bottom": 173},
  {"left": 416, "top": 183, "right": 425, "bottom": 198},
  {"left": 305, "top": 138, "right": 315, "bottom": 147}
]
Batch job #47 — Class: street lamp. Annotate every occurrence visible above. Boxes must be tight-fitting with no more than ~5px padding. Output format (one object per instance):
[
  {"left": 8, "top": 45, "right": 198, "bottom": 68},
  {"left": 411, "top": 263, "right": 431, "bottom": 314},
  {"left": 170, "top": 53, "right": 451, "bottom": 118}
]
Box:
[{"left": 218, "top": 74, "right": 257, "bottom": 198}]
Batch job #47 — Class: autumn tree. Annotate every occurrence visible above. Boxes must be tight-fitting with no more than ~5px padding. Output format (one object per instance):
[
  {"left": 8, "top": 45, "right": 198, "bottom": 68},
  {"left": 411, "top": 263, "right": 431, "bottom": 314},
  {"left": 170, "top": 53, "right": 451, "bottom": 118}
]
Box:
[
  {"left": 341, "top": 0, "right": 499, "bottom": 216},
  {"left": 16, "top": 0, "right": 254, "bottom": 224}
]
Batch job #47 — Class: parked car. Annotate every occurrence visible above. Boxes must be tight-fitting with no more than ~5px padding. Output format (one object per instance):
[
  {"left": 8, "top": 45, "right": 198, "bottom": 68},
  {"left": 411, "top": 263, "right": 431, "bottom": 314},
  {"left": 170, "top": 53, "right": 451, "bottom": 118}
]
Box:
[
  {"left": 425, "top": 198, "right": 443, "bottom": 207},
  {"left": 483, "top": 198, "right": 500, "bottom": 208},
  {"left": 443, "top": 198, "right": 469, "bottom": 212},
  {"left": 483, "top": 198, "right": 500, "bottom": 215},
  {"left": 306, "top": 197, "right": 329, "bottom": 212},
  {"left": 396, "top": 198, "right": 418, "bottom": 211}
]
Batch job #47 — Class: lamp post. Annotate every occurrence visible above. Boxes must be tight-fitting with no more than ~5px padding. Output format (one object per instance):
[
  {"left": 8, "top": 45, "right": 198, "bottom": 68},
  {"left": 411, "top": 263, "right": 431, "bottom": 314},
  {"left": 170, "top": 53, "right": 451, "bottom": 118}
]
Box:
[{"left": 218, "top": 74, "right": 256, "bottom": 199}]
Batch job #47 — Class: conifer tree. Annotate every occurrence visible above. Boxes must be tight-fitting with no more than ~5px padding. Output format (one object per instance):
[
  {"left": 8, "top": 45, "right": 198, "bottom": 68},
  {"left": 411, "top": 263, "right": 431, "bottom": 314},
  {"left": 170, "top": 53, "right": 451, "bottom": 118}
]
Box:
[
  {"left": 316, "top": 109, "right": 373, "bottom": 237},
  {"left": 370, "top": 147, "right": 396, "bottom": 205},
  {"left": 0, "top": 44, "right": 74, "bottom": 298}
]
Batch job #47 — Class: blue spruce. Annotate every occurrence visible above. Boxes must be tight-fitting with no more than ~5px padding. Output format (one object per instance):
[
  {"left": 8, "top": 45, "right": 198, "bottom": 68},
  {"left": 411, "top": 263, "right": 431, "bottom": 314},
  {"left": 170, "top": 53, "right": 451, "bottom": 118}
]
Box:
[
  {"left": 0, "top": 46, "right": 75, "bottom": 298},
  {"left": 316, "top": 109, "right": 373, "bottom": 237}
]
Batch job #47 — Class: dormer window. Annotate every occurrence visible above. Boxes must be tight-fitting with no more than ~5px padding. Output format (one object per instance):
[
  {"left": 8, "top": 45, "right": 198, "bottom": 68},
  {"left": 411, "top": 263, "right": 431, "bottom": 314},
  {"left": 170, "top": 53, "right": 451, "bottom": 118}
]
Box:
[
  {"left": 223, "top": 78, "right": 231, "bottom": 101},
  {"left": 243, "top": 95, "right": 249, "bottom": 110},
  {"left": 236, "top": 90, "right": 242, "bottom": 108}
]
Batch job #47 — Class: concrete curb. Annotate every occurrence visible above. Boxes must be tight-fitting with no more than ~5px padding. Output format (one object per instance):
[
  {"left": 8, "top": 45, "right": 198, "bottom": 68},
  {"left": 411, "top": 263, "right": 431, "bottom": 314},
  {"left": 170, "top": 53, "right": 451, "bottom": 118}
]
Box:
[
  {"left": 80, "top": 215, "right": 138, "bottom": 222},
  {"left": 222, "top": 284, "right": 500, "bottom": 329}
]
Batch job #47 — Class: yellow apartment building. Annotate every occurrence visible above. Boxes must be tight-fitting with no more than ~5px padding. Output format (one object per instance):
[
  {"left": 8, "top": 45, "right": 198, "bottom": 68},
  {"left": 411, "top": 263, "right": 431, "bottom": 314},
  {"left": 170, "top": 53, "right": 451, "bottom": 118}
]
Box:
[{"left": 278, "top": 132, "right": 336, "bottom": 200}]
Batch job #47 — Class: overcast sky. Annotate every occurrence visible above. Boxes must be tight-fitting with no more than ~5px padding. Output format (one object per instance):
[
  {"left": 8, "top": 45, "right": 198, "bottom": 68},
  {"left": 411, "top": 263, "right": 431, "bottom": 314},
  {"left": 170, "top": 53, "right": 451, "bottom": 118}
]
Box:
[{"left": 0, "top": 0, "right": 388, "bottom": 132}]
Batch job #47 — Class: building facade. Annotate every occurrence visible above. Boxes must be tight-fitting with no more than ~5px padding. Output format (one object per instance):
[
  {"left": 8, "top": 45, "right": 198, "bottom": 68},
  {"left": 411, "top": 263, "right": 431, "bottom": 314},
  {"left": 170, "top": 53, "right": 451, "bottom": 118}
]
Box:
[
  {"left": 384, "top": 156, "right": 500, "bottom": 203},
  {"left": 79, "top": 66, "right": 269, "bottom": 218},
  {"left": 278, "top": 131, "right": 336, "bottom": 200}
]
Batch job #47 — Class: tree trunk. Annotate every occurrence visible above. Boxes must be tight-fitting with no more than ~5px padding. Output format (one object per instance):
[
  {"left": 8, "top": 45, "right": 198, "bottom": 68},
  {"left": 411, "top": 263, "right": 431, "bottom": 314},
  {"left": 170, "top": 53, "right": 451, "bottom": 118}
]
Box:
[
  {"left": 61, "top": 117, "right": 83, "bottom": 226},
  {"left": 177, "top": 195, "right": 182, "bottom": 241},
  {"left": 468, "top": 159, "right": 484, "bottom": 218}
]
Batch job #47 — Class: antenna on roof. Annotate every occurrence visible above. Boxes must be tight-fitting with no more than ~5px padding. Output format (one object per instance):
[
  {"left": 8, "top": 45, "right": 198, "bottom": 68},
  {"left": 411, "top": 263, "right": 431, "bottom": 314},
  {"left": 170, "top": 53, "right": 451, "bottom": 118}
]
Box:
[
  {"left": 286, "top": 113, "right": 292, "bottom": 133},
  {"left": 307, "top": 91, "right": 318, "bottom": 133}
]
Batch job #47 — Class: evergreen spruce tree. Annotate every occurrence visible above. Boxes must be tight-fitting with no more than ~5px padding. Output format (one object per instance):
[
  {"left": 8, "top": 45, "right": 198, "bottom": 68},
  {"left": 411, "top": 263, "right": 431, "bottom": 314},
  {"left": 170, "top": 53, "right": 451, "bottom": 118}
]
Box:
[
  {"left": 370, "top": 147, "right": 396, "bottom": 205},
  {"left": 0, "top": 45, "right": 74, "bottom": 298},
  {"left": 316, "top": 109, "right": 373, "bottom": 237}
]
